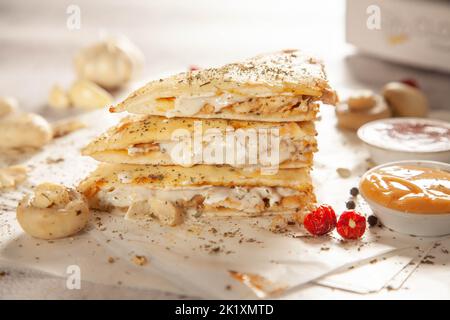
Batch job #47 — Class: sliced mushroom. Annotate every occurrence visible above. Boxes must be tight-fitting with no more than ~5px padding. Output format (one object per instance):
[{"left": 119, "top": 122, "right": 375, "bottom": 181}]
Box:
[
  {"left": 347, "top": 90, "right": 376, "bottom": 111},
  {"left": 336, "top": 92, "right": 391, "bottom": 131},
  {"left": 16, "top": 183, "right": 90, "bottom": 240},
  {"left": 0, "top": 112, "right": 53, "bottom": 148}
]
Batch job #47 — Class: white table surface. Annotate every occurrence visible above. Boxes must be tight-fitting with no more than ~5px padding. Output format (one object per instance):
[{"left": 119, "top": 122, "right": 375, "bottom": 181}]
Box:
[{"left": 1, "top": 0, "right": 449, "bottom": 299}]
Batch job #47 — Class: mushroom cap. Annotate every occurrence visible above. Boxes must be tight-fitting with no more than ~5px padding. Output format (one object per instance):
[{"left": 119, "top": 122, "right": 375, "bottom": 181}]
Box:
[{"left": 17, "top": 189, "right": 90, "bottom": 240}]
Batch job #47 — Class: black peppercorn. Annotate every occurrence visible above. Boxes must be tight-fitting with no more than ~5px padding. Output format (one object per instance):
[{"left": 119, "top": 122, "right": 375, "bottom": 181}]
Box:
[
  {"left": 350, "top": 187, "right": 359, "bottom": 197},
  {"left": 346, "top": 200, "right": 356, "bottom": 209},
  {"left": 368, "top": 215, "right": 378, "bottom": 227}
]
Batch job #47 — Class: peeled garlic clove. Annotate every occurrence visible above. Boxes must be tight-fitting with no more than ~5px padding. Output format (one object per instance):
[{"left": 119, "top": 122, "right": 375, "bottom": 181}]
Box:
[
  {"left": 17, "top": 184, "right": 90, "bottom": 240},
  {"left": 48, "top": 85, "right": 71, "bottom": 110},
  {"left": 0, "top": 112, "right": 53, "bottom": 148},
  {"left": 68, "top": 80, "right": 113, "bottom": 110},
  {"left": 125, "top": 199, "right": 183, "bottom": 226},
  {"left": 0, "top": 165, "right": 27, "bottom": 189},
  {"left": 74, "top": 38, "right": 143, "bottom": 90},
  {"left": 149, "top": 198, "right": 184, "bottom": 226},
  {"left": 347, "top": 90, "right": 376, "bottom": 111},
  {"left": 0, "top": 97, "right": 19, "bottom": 118},
  {"left": 382, "top": 82, "right": 429, "bottom": 117},
  {"left": 52, "top": 118, "right": 86, "bottom": 138},
  {"left": 336, "top": 167, "right": 351, "bottom": 178}
]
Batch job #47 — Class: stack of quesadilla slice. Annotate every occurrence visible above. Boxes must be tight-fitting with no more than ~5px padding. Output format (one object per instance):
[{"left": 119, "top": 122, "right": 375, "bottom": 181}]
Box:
[{"left": 79, "top": 50, "right": 336, "bottom": 225}]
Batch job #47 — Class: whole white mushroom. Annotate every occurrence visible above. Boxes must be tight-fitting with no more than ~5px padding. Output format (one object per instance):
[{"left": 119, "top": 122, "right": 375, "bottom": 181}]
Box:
[{"left": 17, "top": 183, "right": 90, "bottom": 240}]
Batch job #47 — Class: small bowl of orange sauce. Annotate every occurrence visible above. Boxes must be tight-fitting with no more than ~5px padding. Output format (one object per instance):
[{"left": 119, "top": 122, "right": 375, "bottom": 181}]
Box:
[{"left": 360, "top": 160, "right": 450, "bottom": 236}]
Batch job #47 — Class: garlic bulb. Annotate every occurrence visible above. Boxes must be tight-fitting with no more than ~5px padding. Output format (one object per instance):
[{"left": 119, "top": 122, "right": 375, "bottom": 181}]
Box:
[
  {"left": 382, "top": 82, "right": 429, "bottom": 117},
  {"left": 74, "top": 38, "right": 144, "bottom": 90}
]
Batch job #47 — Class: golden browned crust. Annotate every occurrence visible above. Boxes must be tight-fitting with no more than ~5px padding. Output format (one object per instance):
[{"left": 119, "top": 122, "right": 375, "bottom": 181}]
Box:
[
  {"left": 82, "top": 115, "right": 317, "bottom": 155},
  {"left": 77, "top": 163, "right": 313, "bottom": 198},
  {"left": 110, "top": 50, "right": 336, "bottom": 118},
  {"left": 83, "top": 149, "right": 315, "bottom": 169}
]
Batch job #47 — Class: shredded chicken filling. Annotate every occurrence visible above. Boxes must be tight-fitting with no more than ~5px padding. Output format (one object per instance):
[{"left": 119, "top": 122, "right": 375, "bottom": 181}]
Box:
[
  {"left": 126, "top": 138, "right": 316, "bottom": 165},
  {"left": 96, "top": 185, "right": 306, "bottom": 215},
  {"left": 160, "top": 92, "right": 321, "bottom": 117}
]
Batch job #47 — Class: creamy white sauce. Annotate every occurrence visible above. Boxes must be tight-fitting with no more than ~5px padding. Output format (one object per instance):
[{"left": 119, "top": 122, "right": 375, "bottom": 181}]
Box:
[
  {"left": 117, "top": 172, "right": 133, "bottom": 184},
  {"left": 96, "top": 185, "right": 299, "bottom": 213},
  {"left": 168, "top": 93, "right": 247, "bottom": 117},
  {"left": 127, "top": 145, "right": 154, "bottom": 156}
]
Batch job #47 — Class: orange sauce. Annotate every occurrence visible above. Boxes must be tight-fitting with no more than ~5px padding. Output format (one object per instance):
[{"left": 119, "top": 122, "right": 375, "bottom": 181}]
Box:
[{"left": 361, "top": 165, "right": 450, "bottom": 214}]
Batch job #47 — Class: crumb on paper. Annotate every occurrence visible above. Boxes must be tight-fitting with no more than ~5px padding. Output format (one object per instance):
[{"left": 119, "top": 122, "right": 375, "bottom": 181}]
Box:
[
  {"left": 366, "top": 158, "right": 376, "bottom": 170},
  {"left": 52, "top": 119, "right": 86, "bottom": 138},
  {"left": 108, "top": 257, "right": 115, "bottom": 264},
  {"left": 46, "top": 157, "right": 64, "bottom": 164},
  {"left": 291, "top": 211, "right": 305, "bottom": 224},
  {"left": 336, "top": 167, "right": 351, "bottom": 178},
  {"left": 269, "top": 215, "right": 288, "bottom": 233},
  {"left": 228, "top": 270, "right": 286, "bottom": 297},
  {"left": 209, "top": 246, "right": 222, "bottom": 254},
  {"left": 0, "top": 165, "right": 27, "bottom": 189},
  {"left": 132, "top": 255, "right": 148, "bottom": 266}
]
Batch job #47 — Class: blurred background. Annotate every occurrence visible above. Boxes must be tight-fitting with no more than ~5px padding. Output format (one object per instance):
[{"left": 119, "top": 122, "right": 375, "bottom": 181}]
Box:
[{"left": 1, "top": 0, "right": 449, "bottom": 112}]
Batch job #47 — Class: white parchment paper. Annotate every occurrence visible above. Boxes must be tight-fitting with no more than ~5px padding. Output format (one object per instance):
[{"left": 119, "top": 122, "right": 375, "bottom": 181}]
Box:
[{"left": 0, "top": 105, "right": 437, "bottom": 298}]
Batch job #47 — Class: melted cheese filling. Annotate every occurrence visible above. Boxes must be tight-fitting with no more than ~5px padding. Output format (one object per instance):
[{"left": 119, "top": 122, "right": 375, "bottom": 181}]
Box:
[
  {"left": 127, "top": 138, "right": 314, "bottom": 165},
  {"left": 169, "top": 93, "right": 246, "bottom": 116},
  {"left": 164, "top": 92, "right": 299, "bottom": 117}
]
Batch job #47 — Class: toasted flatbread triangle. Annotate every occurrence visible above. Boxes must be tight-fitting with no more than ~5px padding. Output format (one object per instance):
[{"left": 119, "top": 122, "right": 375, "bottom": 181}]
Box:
[
  {"left": 77, "top": 164, "right": 316, "bottom": 217},
  {"left": 78, "top": 163, "right": 313, "bottom": 195},
  {"left": 82, "top": 115, "right": 316, "bottom": 155},
  {"left": 110, "top": 50, "right": 336, "bottom": 121}
]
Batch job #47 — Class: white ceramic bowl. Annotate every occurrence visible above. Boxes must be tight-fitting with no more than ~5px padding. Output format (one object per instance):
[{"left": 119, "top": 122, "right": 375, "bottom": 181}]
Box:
[
  {"left": 360, "top": 160, "right": 450, "bottom": 237},
  {"left": 357, "top": 118, "right": 450, "bottom": 165}
]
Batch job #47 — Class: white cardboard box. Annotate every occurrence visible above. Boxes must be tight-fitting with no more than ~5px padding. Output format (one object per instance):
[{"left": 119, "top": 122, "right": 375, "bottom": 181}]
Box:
[{"left": 346, "top": 0, "right": 450, "bottom": 73}]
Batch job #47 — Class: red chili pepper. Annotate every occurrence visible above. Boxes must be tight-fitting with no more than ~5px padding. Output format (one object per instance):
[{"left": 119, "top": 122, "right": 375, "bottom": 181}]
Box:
[
  {"left": 337, "top": 210, "right": 366, "bottom": 240},
  {"left": 304, "top": 205, "right": 337, "bottom": 236},
  {"left": 188, "top": 65, "right": 201, "bottom": 71},
  {"left": 400, "top": 78, "right": 419, "bottom": 89}
]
